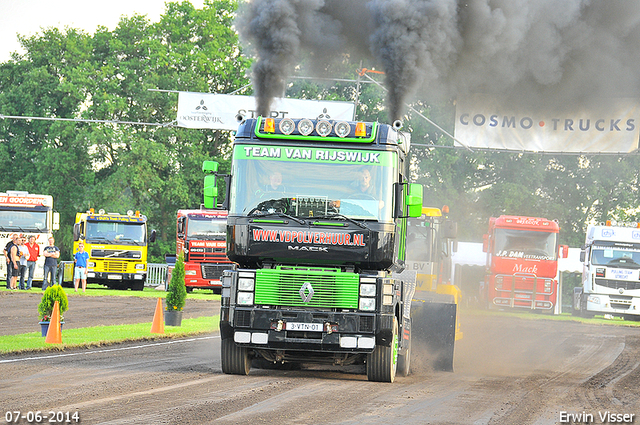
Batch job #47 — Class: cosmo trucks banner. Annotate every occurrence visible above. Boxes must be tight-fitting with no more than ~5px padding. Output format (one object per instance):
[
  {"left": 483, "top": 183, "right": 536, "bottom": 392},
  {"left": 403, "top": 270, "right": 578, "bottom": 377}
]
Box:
[
  {"left": 454, "top": 94, "right": 640, "bottom": 153},
  {"left": 176, "top": 92, "right": 356, "bottom": 130}
]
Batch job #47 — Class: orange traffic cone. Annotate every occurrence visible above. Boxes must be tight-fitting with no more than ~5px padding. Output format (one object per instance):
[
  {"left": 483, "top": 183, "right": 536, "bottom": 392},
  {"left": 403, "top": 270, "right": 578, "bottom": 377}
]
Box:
[
  {"left": 151, "top": 297, "right": 165, "bottom": 334},
  {"left": 45, "top": 300, "right": 62, "bottom": 344}
]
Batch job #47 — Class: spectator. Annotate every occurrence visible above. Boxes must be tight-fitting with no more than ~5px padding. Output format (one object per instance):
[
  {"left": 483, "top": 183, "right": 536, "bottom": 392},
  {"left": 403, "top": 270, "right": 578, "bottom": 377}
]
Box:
[
  {"left": 74, "top": 242, "right": 89, "bottom": 293},
  {"left": 25, "top": 235, "right": 39, "bottom": 290},
  {"left": 18, "top": 236, "right": 29, "bottom": 290},
  {"left": 9, "top": 236, "right": 20, "bottom": 290},
  {"left": 4, "top": 233, "right": 18, "bottom": 289},
  {"left": 42, "top": 237, "right": 60, "bottom": 291}
]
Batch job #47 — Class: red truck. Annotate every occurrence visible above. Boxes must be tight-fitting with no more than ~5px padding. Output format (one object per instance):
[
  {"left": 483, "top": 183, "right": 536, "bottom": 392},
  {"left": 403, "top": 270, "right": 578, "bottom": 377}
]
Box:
[
  {"left": 482, "top": 215, "right": 568, "bottom": 312},
  {"left": 176, "top": 208, "right": 232, "bottom": 293}
]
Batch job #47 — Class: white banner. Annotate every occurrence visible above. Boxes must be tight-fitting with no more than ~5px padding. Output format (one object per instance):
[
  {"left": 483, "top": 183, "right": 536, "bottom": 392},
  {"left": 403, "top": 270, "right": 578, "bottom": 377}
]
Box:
[
  {"left": 176, "top": 92, "right": 356, "bottom": 130},
  {"left": 454, "top": 94, "right": 640, "bottom": 153}
]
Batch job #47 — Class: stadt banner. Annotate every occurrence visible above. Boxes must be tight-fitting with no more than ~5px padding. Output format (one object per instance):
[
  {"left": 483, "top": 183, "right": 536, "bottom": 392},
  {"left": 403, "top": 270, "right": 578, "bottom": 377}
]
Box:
[
  {"left": 454, "top": 94, "right": 640, "bottom": 153},
  {"left": 176, "top": 92, "right": 356, "bottom": 131}
]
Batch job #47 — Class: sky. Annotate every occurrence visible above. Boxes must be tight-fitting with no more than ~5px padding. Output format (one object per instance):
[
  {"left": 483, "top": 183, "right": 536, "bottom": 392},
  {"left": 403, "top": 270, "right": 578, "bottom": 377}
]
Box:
[{"left": 0, "top": 0, "right": 204, "bottom": 62}]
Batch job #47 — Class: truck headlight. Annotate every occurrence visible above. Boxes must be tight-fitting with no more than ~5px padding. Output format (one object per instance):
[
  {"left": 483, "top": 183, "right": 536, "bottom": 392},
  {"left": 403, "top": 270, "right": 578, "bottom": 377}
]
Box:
[
  {"left": 359, "top": 298, "right": 375, "bottom": 311},
  {"left": 360, "top": 284, "right": 376, "bottom": 297},
  {"left": 587, "top": 295, "right": 600, "bottom": 304},
  {"left": 238, "top": 277, "right": 255, "bottom": 291},
  {"left": 184, "top": 270, "right": 197, "bottom": 276},
  {"left": 237, "top": 292, "right": 254, "bottom": 305},
  {"left": 88, "top": 262, "right": 95, "bottom": 268},
  {"left": 135, "top": 263, "right": 145, "bottom": 270}
]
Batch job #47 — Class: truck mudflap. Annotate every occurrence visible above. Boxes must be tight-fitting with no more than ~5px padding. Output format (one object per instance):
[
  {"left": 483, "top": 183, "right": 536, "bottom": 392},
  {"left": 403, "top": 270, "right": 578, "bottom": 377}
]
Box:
[{"left": 410, "top": 299, "right": 456, "bottom": 372}]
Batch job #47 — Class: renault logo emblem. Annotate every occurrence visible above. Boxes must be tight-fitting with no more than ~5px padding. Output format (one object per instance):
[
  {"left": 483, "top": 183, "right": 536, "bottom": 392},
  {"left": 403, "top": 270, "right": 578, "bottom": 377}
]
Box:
[{"left": 299, "top": 282, "right": 314, "bottom": 303}]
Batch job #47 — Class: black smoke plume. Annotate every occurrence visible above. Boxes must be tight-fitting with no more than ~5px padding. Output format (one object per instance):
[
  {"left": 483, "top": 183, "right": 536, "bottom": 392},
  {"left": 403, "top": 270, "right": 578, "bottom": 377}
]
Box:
[{"left": 237, "top": 0, "right": 640, "bottom": 121}]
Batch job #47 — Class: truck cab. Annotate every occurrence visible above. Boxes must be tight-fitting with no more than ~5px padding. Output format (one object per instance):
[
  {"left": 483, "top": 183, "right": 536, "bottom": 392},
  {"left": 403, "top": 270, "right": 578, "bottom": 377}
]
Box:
[
  {"left": 176, "top": 209, "right": 232, "bottom": 292},
  {"left": 218, "top": 117, "right": 423, "bottom": 382},
  {"left": 575, "top": 222, "right": 640, "bottom": 320}
]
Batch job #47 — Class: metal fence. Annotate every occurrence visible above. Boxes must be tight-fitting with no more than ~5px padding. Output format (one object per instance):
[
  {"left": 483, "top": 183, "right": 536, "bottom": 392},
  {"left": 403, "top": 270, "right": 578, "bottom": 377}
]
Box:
[
  {"left": 147, "top": 263, "right": 169, "bottom": 287},
  {"left": 55, "top": 261, "right": 168, "bottom": 288}
]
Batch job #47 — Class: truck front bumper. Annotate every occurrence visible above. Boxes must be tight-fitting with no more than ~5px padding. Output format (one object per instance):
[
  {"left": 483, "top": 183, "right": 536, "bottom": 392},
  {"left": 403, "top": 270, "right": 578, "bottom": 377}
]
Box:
[{"left": 220, "top": 307, "right": 395, "bottom": 353}]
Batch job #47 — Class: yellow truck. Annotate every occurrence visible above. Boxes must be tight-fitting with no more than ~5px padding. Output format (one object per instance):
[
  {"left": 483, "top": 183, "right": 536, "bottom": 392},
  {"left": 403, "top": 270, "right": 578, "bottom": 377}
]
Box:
[
  {"left": 72, "top": 209, "right": 156, "bottom": 290},
  {"left": 404, "top": 206, "right": 462, "bottom": 371}
]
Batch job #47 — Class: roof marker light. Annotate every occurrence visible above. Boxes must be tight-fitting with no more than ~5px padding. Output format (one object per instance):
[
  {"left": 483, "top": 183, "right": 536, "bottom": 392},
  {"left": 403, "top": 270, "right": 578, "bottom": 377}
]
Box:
[
  {"left": 606, "top": 220, "right": 612, "bottom": 226},
  {"left": 355, "top": 122, "right": 366, "bottom": 137},
  {"left": 335, "top": 121, "right": 351, "bottom": 138},
  {"left": 264, "top": 118, "right": 275, "bottom": 133},
  {"left": 279, "top": 118, "right": 295, "bottom": 135},
  {"left": 316, "top": 120, "right": 332, "bottom": 137},
  {"left": 298, "top": 119, "right": 314, "bottom": 136}
]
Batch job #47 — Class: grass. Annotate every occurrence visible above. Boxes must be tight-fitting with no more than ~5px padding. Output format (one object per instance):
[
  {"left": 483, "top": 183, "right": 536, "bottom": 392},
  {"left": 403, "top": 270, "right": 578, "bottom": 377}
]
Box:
[{"left": 0, "top": 316, "right": 219, "bottom": 354}]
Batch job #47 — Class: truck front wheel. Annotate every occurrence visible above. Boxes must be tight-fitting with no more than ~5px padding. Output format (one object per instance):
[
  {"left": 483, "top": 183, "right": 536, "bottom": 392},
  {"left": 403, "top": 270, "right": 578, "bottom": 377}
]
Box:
[
  {"left": 397, "top": 328, "right": 411, "bottom": 377},
  {"left": 221, "top": 337, "right": 251, "bottom": 375},
  {"left": 367, "top": 317, "right": 398, "bottom": 383}
]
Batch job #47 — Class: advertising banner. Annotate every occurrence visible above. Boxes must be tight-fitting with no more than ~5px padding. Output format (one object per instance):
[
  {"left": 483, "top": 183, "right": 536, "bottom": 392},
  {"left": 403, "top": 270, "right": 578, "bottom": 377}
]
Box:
[
  {"left": 176, "top": 92, "right": 356, "bottom": 130},
  {"left": 454, "top": 94, "right": 640, "bottom": 153}
]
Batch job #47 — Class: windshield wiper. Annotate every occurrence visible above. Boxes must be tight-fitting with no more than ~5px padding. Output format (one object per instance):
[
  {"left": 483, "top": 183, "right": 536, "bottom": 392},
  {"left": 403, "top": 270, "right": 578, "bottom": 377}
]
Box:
[
  {"left": 314, "top": 213, "right": 369, "bottom": 229},
  {"left": 250, "top": 211, "right": 306, "bottom": 225},
  {"left": 87, "top": 237, "right": 112, "bottom": 244}
]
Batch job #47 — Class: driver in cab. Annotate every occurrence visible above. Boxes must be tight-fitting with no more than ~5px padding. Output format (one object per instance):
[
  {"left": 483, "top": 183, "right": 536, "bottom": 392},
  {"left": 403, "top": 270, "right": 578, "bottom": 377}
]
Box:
[
  {"left": 355, "top": 169, "right": 374, "bottom": 196},
  {"left": 350, "top": 168, "right": 384, "bottom": 210}
]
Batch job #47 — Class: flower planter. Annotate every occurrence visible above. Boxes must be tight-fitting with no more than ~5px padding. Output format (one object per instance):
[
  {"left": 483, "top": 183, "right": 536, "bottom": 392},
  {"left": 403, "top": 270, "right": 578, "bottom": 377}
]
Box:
[
  {"left": 39, "top": 321, "right": 65, "bottom": 337},
  {"left": 164, "top": 310, "right": 183, "bottom": 326}
]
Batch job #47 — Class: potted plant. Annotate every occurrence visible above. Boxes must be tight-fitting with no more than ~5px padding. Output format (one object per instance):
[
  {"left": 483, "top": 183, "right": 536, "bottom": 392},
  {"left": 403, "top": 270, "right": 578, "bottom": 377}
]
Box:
[
  {"left": 165, "top": 251, "right": 186, "bottom": 326},
  {"left": 38, "top": 285, "right": 69, "bottom": 337}
]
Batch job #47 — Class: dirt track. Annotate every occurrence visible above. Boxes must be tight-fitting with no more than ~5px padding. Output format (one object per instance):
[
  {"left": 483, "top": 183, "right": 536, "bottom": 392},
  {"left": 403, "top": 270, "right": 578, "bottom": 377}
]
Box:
[
  {"left": 1, "top": 293, "right": 639, "bottom": 425},
  {"left": 0, "top": 290, "right": 219, "bottom": 335}
]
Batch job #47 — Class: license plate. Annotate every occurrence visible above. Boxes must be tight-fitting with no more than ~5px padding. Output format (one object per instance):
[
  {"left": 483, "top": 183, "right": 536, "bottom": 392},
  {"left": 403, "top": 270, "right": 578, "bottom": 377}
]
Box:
[
  {"left": 107, "top": 274, "right": 122, "bottom": 280},
  {"left": 286, "top": 322, "right": 323, "bottom": 332}
]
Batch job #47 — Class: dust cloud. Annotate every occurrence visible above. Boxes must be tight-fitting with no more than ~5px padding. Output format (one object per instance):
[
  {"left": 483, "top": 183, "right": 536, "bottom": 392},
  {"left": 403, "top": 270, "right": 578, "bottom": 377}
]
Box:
[{"left": 237, "top": 0, "right": 640, "bottom": 121}]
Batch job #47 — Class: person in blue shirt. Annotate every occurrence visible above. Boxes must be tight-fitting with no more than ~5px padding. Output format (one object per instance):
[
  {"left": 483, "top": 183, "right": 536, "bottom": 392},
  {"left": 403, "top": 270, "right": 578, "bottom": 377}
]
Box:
[{"left": 73, "top": 242, "right": 90, "bottom": 293}]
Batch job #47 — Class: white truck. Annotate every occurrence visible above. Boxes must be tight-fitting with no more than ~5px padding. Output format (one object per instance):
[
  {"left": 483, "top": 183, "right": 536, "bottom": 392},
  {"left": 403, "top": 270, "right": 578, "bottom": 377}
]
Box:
[
  {"left": 0, "top": 191, "right": 60, "bottom": 283},
  {"left": 574, "top": 222, "right": 640, "bottom": 320}
]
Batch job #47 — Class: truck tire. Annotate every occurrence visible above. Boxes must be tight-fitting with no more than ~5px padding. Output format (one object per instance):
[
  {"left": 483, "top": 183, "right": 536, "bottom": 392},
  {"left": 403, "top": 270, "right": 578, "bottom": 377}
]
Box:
[
  {"left": 221, "top": 337, "right": 251, "bottom": 375},
  {"left": 367, "top": 317, "right": 398, "bottom": 383},
  {"left": 397, "top": 329, "right": 411, "bottom": 377},
  {"left": 131, "top": 280, "right": 145, "bottom": 291}
]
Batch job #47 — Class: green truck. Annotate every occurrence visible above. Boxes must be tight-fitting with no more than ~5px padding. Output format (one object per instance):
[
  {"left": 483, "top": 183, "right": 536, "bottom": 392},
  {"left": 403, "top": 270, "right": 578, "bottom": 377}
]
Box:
[{"left": 216, "top": 117, "right": 429, "bottom": 382}]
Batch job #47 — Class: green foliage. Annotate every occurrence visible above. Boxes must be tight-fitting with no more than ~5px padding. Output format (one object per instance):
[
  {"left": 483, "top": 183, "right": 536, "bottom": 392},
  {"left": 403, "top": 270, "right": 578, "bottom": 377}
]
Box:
[
  {"left": 38, "top": 285, "right": 69, "bottom": 321},
  {"left": 2, "top": 0, "right": 640, "bottom": 256},
  {"left": 166, "top": 252, "right": 187, "bottom": 311}
]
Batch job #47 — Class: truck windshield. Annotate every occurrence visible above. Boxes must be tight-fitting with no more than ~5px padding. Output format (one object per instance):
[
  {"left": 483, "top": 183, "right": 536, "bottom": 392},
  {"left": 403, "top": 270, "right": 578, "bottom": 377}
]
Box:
[
  {"left": 590, "top": 246, "right": 640, "bottom": 268},
  {"left": 0, "top": 209, "right": 48, "bottom": 231},
  {"left": 86, "top": 221, "right": 146, "bottom": 245},
  {"left": 187, "top": 218, "right": 226, "bottom": 239},
  {"left": 406, "top": 220, "right": 433, "bottom": 262},
  {"left": 494, "top": 229, "right": 557, "bottom": 260},
  {"left": 229, "top": 144, "right": 396, "bottom": 222}
]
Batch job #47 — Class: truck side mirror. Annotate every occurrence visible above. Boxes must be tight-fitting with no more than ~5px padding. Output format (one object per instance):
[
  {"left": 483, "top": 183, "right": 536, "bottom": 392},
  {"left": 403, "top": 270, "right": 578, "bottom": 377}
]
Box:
[
  {"left": 149, "top": 229, "right": 157, "bottom": 243},
  {"left": 482, "top": 234, "right": 488, "bottom": 253},
  {"left": 53, "top": 212, "right": 60, "bottom": 231},
  {"left": 406, "top": 183, "right": 423, "bottom": 218},
  {"left": 560, "top": 244, "right": 569, "bottom": 259},
  {"left": 580, "top": 250, "right": 585, "bottom": 262},
  {"left": 73, "top": 223, "right": 81, "bottom": 241},
  {"left": 443, "top": 220, "right": 457, "bottom": 239},
  {"left": 203, "top": 175, "right": 218, "bottom": 209}
]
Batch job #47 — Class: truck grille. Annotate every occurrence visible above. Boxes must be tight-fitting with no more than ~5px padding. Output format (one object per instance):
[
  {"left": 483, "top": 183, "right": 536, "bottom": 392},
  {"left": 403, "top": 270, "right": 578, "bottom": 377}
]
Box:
[
  {"left": 105, "top": 261, "right": 127, "bottom": 272},
  {"left": 202, "top": 263, "right": 231, "bottom": 280},
  {"left": 595, "top": 278, "right": 640, "bottom": 291},
  {"left": 255, "top": 266, "right": 359, "bottom": 309}
]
